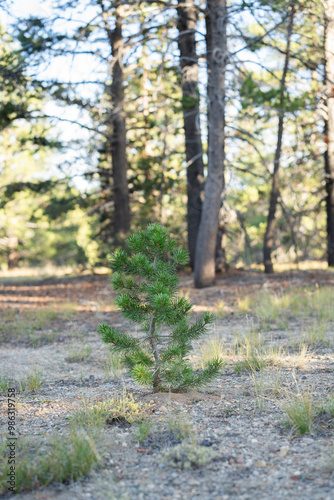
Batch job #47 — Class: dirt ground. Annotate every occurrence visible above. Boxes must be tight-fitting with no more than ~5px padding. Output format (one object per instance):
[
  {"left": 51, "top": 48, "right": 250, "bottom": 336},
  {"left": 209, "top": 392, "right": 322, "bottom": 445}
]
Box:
[{"left": 1, "top": 269, "right": 334, "bottom": 499}]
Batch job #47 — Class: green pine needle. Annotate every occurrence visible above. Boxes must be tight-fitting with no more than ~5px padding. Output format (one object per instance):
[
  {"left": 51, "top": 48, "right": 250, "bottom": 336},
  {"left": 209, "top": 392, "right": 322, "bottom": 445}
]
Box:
[{"left": 98, "top": 224, "right": 223, "bottom": 392}]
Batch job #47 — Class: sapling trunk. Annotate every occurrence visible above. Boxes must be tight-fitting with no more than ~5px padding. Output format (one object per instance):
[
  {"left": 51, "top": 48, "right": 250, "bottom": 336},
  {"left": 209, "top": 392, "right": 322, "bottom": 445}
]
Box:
[{"left": 148, "top": 316, "right": 161, "bottom": 392}]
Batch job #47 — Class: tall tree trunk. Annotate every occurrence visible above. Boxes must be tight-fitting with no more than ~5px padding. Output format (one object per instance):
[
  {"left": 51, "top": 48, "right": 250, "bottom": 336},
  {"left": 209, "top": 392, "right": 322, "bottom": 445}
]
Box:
[
  {"left": 215, "top": 219, "right": 227, "bottom": 271},
  {"left": 111, "top": 7, "right": 130, "bottom": 243},
  {"left": 205, "top": 7, "right": 227, "bottom": 273},
  {"left": 263, "top": 6, "right": 295, "bottom": 273},
  {"left": 177, "top": 0, "right": 204, "bottom": 269},
  {"left": 100, "top": 1, "right": 130, "bottom": 245},
  {"left": 194, "top": 0, "right": 226, "bottom": 288},
  {"left": 324, "top": 0, "right": 334, "bottom": 267}
]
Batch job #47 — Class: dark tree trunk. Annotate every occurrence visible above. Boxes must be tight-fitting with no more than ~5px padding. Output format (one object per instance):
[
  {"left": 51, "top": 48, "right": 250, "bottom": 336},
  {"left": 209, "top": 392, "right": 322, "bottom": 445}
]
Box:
[
  {"left": 194, "top": 0, "right": 226, "bottom": 288},
  {"left": 324, "top": 1, "right": 334, "bottom": 267},
  {"left": 111, "top": 8, "right": 130, "bottom": 243},
  {"left": 215, "top": 220, "right": 227, "bottom": 272},
  {"left": 100, "top": 1, "right": 130, "bottom": 245},
  {"left": 263, "top": 7, "right": 294, "bottom": 274},
  {"left": 177, "top": 0, "right": 204, "bottom": 269}
]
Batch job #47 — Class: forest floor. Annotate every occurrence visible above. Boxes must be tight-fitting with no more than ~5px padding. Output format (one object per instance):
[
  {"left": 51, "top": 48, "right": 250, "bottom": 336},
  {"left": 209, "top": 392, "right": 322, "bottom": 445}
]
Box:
[{"left": 1, "top": 268, "right": 334, "bottom": 499}]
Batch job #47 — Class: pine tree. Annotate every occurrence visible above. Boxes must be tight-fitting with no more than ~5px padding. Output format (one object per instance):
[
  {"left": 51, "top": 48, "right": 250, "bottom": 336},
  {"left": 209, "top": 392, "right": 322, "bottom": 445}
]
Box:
[{"left": 98, "top": 223, "right": 223, "bottom": 393}]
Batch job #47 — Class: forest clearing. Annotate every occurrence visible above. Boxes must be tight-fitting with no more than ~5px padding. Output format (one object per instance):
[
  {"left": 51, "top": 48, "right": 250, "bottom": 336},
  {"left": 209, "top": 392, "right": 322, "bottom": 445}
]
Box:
[
  {"left": 1, "top": 0, "right": 334, "bottom": 497},
  {"left": 1, "top": 268, "right": 334, "bottom": 499}
]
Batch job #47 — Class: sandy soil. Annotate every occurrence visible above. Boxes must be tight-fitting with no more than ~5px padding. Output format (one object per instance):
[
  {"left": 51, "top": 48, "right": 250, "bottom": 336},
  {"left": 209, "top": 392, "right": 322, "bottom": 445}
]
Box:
[{"left": 0, "top": 269, "right": 334, "bottom": 499}]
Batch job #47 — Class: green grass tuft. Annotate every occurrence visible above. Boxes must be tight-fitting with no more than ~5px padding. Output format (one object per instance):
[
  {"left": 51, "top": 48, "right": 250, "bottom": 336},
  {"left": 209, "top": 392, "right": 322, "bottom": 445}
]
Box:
[
  {"left": 134, "top": 418, "right": 152, "bottom": 443},
  {"left": 0, "top": 429, "right": 101, "bottom": 494},
  {"left": 104, "top": 351, "right": 124, "bottom": 379},
  {"left": 283, "top": 390, "right": 314, "bottom": 435},
  {"left": 66, "top": 344, "right": 92, "bottom": 362},
  {"left": 19, "top": 368, "right": 43, "bottom": 392}
]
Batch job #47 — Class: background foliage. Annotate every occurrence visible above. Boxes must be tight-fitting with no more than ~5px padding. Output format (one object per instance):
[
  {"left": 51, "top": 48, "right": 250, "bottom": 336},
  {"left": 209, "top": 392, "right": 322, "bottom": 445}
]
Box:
[{"left": 0, "top": 0, "right": 331, "bottom": 272}]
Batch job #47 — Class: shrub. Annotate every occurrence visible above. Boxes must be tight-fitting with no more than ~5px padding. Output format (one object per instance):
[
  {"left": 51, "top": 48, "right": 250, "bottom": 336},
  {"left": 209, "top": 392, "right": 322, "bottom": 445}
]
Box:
[
  {"left": 98, "top": 223, "right": 223, "bottom": 392},
  {"left": 162, "top": 442, "right": 216, "bottom": 469}
]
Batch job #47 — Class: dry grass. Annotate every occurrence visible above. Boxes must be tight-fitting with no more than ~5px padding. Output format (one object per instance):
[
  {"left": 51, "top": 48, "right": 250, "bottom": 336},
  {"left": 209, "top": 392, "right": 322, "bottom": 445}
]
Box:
[
  {"left": 213, "top": 300, "right": 225, "bottom": 318},
  {"left": 72, "top": 390, "right": 149, "bottom": 431},
  {"left": 302, "top": 320, "right": 330, "bottom": 346},
  {"left": 233, "top": 327, "right": 284, "bottom": 373},
  {"left": 2, "top": 304, "right": 76, "bottom": 343},
  {"left": 66, "top": 343, "right": 92, "bottom": 362},
  {"left": 254, "top": 287, "right": 334, "bottom": 323},
  {"left": 104, "top": 351, "right": 124, "bottom": 379},
  {"left": 285, "top": 344, "right": 310, "bottom": 370},
  {"left": 167, "top": 410, "right": 194, "bottom": 440},
  {"left": 251, "top": 368, "right": 283, "bottom": 411},
  {"left": 198, "top": 333, "right": 225, "bottom": 368},
  {"left": 0, "top": 265, "right": 109, "bottom": 281},
  {"left": 236, "top": 295, "right": 254, "bottom": 313},
  {"left": 274, "top": 261, "right": 330, "bottom": 271},
  {"left": 162, "top": 441, "right": 217, "bottom": 469},
  {"left": 71, "top": 400, "right": 112, "bottom": 431}
]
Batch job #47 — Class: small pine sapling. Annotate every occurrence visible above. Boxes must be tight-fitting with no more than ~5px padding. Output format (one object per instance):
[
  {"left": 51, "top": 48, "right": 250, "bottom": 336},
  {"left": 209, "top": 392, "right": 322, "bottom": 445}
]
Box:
[{"left": 98, "top": 223, "right": 223, "bottom": 392}]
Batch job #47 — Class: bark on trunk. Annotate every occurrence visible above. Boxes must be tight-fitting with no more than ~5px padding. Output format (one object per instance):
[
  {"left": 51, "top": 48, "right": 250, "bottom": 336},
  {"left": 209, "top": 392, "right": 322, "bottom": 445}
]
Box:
[
  {"left": 324, "top": 0, "right": 334, "bottom": 266},
  {"left": 194, "top": 0, "right": 226, "bottom": 288},
  {"left": 215, "top": 221, "right": 227, "bottom": 272},
  {"left": 177, "top": 0, "right": 204, "bottom": 269},
  {"left": 205, "top": 7, "right": 227, "bottom": 272},
  {"left": 100, "top": 1, "right": 130, "bottom": 245},
  {"left": 111, "top": 8, "right": 130, "bottom": 244},
  {"left": 263, "top": 7, "right": 295, "bottom": 274},
  {"left": 148, "top": 315, "right": 161, "bottom": 393}
]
